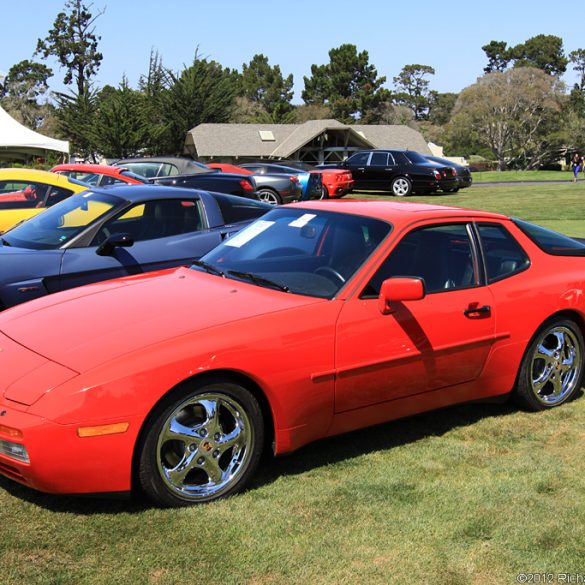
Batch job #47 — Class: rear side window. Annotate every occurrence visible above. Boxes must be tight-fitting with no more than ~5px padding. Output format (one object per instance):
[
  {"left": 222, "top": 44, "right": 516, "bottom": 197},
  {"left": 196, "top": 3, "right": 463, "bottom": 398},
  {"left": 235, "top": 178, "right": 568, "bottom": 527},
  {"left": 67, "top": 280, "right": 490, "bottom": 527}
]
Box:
[
  {"left": 477, "top": 223, "right": 530, "bottom": 283},
  {"left": 213, "top": 194, "right": 270, "bottom": 224},
  {"left": 513, "top": 218, "right": 585, "bottom": 256},
  {"left": 370, "top": 152, "right": 389, "bottom": 166}
]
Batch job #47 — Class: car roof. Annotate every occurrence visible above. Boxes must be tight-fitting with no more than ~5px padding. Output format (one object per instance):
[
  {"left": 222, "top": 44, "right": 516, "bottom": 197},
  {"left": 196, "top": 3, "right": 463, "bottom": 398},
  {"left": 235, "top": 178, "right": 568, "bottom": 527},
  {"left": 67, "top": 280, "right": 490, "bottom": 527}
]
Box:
[
  {"left": 0, "top": 168, "right": 87, "bottom": 190},
  {"left": 87, "top": 183, "right": 235, "bottom": 204},
  {"left": 290, "top": 199, "right": 509, "bottom": 224},
  {"left": 52, "top": 163, "right": 127, "bottom": 175}
]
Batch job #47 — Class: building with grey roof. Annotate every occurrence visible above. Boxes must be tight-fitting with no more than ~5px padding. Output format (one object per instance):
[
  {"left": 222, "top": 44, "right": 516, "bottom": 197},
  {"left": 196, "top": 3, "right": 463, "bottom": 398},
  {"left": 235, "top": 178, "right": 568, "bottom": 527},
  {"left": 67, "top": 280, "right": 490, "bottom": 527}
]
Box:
[{"left": 184, "top": 119, "right": 431, "bottom": 164}]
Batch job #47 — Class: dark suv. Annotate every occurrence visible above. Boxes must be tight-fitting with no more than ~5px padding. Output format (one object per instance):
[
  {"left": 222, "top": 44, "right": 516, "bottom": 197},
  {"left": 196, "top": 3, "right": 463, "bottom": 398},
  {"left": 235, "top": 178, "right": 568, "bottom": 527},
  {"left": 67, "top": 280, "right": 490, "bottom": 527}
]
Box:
[{"left": 322, "top": 149, "right": 457, "bottom": 196}]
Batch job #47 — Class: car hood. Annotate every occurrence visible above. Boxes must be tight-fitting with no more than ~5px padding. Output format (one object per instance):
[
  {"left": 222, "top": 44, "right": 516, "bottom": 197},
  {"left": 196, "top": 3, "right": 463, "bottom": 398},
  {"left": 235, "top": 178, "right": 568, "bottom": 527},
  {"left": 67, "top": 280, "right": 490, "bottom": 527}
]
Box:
[{"left": 0, "top": 266, "right": 324, "bottom": 372}]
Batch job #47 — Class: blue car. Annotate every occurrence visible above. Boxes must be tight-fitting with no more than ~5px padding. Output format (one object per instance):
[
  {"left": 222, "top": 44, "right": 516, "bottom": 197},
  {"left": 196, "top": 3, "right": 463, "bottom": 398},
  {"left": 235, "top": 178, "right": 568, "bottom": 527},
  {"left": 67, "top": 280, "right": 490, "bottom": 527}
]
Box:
[{"left": 0, "top": 184, "right": 271, "bottom": 310}]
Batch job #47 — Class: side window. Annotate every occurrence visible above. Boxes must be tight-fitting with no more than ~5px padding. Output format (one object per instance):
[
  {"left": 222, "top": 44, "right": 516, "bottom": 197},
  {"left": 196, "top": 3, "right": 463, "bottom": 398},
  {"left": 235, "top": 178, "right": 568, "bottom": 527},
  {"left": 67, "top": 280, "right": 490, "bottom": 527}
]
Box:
[
  {"left": 91, "top": 199, "right": 203, "bottom": 245},
  {"left": 160, "top": 164, "right": 179, "bottom": 176},
  {"left": 361, "top": 224, "right": 476, "bottom": 297},
  {"left": 45, "top": 186, "right": 74, "bottom": 207},
  {"left": 0, "top": 181, "right": 47, "bottom": 208},
  {"left": 99, "top": 175, "right": 125, "bottom": 186},
  {"left": 347, "top": 152, "right": 370, "bottom": 165},
  {"left": 477, "top": 223, "right": 530, "bottom": 283},
  {"left": 387, "top": 153, "right": 396, "bottom": 165},
  {"left": 370, "top": 152, "right": 389, "bottom": 166}
]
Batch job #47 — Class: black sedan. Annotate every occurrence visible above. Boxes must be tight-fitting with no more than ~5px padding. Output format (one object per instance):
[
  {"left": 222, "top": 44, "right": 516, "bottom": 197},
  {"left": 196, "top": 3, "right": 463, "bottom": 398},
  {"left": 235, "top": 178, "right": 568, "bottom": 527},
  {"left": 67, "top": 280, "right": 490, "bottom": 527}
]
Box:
[
  {"left": 0, "top": 185, "right": 271, "bottom": 309},
  {"left": 424, "top": 155, "right": 472, "bottom": 192},
  {"left": 320, "top": 149, "right": 457, "bottom": 196}
]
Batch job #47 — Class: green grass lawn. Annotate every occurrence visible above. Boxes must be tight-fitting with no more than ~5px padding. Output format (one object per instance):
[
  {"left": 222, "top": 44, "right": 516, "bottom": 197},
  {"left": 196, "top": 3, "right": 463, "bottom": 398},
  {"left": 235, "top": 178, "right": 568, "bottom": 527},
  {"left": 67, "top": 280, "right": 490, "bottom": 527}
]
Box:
[
  {"left": 350, "top": 181, "right": 585, "bottom": 236},
  {"left": 2, "top": 182, "right": 585, "bottom": 585},
  {"left": 471, "top": 170, "right": 571, "bottom": 183}
]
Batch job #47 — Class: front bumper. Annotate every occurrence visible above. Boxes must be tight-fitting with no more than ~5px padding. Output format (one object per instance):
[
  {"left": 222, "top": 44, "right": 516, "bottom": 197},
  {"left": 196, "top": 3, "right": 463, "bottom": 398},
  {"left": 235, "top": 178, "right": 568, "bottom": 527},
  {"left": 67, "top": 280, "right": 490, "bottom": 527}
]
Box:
[{"left": 0, "top": 402, "right": 142, "bottom": 495}]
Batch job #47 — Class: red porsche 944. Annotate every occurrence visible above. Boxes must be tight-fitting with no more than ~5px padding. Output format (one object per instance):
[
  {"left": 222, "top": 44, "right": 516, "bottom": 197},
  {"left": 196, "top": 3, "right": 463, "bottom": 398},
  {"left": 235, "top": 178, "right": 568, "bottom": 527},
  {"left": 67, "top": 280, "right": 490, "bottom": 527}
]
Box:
[{"left": 0, "top": 200, "right": 584, "bottom": 506}]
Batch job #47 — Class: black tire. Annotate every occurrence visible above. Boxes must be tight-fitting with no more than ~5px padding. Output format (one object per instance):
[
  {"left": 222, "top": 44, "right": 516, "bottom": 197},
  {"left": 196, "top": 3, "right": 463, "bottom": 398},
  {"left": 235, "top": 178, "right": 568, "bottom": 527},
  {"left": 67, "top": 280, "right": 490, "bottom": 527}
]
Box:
[
  {"left": 319, "top": 184, "right": 329, "bottom": 199},
  {"left": 257, "top": 189, "right": 282, "bottom": 205},
  {"left": 137, "top": 377, "right": 264, "bottom": 507},
  {"left": 514, "top": 317, "right": 584, "bottom": 411},
  {"left": 391, "top": 177, "right": 412, "bottom": 197}
]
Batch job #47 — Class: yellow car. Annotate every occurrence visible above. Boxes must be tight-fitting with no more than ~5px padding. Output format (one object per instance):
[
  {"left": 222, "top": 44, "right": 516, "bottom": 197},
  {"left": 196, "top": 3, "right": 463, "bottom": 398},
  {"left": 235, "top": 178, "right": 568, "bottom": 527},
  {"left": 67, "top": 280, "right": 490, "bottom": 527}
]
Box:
[{"left": 0, "top": 168, "right": 88, "bottom": 233}]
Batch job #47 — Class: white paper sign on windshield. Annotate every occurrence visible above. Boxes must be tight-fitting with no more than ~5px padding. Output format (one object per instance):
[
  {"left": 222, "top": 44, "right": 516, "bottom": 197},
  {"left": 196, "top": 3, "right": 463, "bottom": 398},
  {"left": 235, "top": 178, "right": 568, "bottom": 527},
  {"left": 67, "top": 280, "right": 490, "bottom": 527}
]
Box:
[
  {"left": 288, "top": 213, "right": 316, "bottom": 228},
  {"left": 224, "top": 220, "right": 275, "bottom": 248}
]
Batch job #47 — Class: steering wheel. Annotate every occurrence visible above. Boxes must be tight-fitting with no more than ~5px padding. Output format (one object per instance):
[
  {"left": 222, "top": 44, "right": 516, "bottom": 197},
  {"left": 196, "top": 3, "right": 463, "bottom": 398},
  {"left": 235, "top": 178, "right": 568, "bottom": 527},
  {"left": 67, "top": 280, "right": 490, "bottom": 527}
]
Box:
[{"left": 314, "top": 266, "right": 346, "bottom": 285}]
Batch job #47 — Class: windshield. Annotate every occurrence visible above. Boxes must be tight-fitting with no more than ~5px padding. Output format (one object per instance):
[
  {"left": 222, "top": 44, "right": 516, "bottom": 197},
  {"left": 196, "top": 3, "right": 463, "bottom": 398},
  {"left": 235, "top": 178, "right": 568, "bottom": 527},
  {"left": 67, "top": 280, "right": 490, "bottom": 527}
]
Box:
[
  {"left": 3, "top": 191, "right": 123, "bottom": 250},
  {"left": 196, "top": 207, "right": 392, "bottom": 298}
]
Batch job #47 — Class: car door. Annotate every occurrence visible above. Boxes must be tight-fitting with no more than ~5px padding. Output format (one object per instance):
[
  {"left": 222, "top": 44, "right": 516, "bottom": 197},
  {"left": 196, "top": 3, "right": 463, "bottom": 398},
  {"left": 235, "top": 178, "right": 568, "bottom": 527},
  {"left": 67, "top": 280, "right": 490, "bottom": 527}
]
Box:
[
  {"left": 57, "top": 197, "right": 223, "bottom": 291},
  {"left": 334, "top": 222, "right": 496, "bottom": 413},
  {"left": 368, "top": 151, "right": 397, "bottom": 189},
  {"left": 343, "top": 152, "right": 371, "bottom": 188}
]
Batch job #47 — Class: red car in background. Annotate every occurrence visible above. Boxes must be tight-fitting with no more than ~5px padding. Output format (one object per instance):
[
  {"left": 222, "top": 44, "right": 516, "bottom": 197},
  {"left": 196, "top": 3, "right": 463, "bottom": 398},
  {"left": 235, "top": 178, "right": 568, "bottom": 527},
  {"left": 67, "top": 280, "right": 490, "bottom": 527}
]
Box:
[{"left": 51, "top": 163, "right": 146, "bottom": 187}]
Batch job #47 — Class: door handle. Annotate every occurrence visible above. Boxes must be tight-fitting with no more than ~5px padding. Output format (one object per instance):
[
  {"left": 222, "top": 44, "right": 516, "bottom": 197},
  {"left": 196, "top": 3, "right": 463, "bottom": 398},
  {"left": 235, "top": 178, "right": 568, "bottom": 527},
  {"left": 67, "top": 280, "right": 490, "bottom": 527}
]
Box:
[{"left": 464, "top": 304, "right": 491, "bottom": 317}]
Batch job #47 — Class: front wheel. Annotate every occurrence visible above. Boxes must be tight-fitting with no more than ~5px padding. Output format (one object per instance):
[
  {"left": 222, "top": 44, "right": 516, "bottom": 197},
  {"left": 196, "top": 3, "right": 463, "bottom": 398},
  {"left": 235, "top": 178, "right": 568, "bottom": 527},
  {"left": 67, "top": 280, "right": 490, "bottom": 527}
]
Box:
[
  {"left": 257, "top": 189, "right": 282, "bottom": 205},
  {"left": 137, "top": 378, "right": 264, "bottom": 506},
  {"left": 391, "top": 177, "right": 412, "bottom": 197},
  {"left": 514, "top": 318, "right": 584, "bottom": 411}
]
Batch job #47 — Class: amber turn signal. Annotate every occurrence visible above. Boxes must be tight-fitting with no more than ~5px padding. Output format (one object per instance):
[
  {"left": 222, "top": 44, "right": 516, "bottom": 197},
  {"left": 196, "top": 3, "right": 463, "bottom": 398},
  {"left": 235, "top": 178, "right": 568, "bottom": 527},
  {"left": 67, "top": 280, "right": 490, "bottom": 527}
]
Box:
[{"left": 77, "top": 422, "right": 130, "bottom": 438}]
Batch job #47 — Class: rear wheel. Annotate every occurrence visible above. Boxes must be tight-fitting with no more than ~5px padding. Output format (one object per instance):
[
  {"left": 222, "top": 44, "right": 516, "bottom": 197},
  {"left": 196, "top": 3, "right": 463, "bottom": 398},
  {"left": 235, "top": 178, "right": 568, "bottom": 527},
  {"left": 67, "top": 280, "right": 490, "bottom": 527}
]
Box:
[
  {"left": 257, "top": 189, "right": 282, "bottom": 205},
  {"left": 319, "top": 184, "right": 329, "bottom": 199},
  {"left": 137, "top": 378, "right": 264, "bottom": 506},
  {"left": 391, "top": 177, "right": 412, "bottom": 197},
  {"left": 514, "top": 318, "right": 584, "bottom": 411}
]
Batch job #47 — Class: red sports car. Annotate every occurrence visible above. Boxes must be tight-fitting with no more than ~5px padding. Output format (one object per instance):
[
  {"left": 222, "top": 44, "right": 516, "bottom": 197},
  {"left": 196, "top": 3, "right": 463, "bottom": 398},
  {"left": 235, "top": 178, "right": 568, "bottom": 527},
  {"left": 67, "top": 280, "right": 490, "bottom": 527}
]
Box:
[
  {"left": 51, "top": 163, "right": 146, "bottom": 186},
  {"left": 1, "top": 201, "right": 584, "bottom": 506}
]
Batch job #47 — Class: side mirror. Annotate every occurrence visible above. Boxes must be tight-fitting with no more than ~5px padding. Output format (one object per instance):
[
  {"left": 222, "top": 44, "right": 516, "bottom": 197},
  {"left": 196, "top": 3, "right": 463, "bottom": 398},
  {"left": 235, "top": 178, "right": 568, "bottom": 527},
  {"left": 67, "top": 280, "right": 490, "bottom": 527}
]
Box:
[
  {"left": 96, "top": 233, "right": 134, "bottom": 256},
  {"left": 378, "top": 277, "right": 425, "bottom": 315}
]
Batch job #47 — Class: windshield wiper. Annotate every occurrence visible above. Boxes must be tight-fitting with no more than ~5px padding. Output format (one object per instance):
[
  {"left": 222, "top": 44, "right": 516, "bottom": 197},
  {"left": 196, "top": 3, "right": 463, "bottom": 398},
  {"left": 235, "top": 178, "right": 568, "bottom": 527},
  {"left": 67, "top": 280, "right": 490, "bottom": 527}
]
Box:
[
  {"left": 227, "top": 270, "right": 289, "bottom": 292},
  {"left": 191, "top": 259, "right": 224, "bottom": 277}
]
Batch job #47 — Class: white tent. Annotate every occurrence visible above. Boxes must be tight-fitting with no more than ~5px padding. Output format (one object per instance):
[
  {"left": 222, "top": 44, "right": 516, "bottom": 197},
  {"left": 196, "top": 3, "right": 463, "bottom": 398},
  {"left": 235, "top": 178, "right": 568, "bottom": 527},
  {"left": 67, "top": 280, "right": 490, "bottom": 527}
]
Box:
[{"left": 0, "top": 105, "right": 69, "bottom": 161}]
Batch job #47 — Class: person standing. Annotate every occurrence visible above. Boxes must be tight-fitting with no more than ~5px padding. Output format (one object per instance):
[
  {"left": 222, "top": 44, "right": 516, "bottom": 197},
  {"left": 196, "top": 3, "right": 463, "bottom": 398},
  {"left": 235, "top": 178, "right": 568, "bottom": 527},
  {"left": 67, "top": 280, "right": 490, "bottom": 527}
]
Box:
[{"left": 571, "top": 153, "right": 581, "bottom": 182}]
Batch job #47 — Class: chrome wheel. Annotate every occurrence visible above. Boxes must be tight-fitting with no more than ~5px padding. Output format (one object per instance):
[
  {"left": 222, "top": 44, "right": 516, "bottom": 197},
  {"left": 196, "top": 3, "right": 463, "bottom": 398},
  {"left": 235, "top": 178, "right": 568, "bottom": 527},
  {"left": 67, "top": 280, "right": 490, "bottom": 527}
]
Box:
[
  {"left": 391, "top": 177, "right": 411, "bottom": 197},
  {"left": 138, "top": 380, "right": 263, "bottom": 506},
  {"left": 257, "top": 189, "right": 281, "bottom": 205},
  {"left": 529, "top": 326, "right": 581, "bottom": 406},
  {"left": 515, "top": 319, "right": 584, "bottom": 411}
]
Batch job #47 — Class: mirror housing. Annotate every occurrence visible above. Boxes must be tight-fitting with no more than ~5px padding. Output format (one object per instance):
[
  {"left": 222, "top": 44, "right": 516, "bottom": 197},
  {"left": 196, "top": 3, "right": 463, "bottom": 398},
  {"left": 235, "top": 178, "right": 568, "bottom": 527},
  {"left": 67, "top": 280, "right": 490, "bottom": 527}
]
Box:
[
  {"left": 378, "top": 277, "right": 425, "bottom": 314},
  {"left": 96, "top": 233, "right": 134, "bottom": 256}
]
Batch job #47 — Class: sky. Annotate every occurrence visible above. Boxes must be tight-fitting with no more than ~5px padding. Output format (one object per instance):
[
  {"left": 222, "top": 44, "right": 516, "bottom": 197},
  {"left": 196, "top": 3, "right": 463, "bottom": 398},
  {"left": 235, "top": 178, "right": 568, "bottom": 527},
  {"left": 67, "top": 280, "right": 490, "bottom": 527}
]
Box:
[{"left": 1, "top": 0, "right": 582, "bottom": 103}]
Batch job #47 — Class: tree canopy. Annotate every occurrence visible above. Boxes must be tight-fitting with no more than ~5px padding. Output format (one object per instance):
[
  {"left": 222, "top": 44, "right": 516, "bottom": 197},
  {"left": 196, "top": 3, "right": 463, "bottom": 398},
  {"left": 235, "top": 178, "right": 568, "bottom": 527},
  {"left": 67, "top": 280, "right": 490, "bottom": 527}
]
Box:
[{"left": 302, "top": 44, "right": 391, "bottom": 123}]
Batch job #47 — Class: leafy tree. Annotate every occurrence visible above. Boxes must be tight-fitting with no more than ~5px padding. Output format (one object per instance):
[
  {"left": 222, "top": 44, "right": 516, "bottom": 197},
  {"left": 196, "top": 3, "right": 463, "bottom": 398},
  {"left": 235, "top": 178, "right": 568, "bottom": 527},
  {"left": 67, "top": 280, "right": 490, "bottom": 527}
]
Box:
[
  {"left": 292, "top": 103, "right": 332, "bottom": 123},
  {"left": 137, "top": 51, "right": 173, "bottom": 154},
  {"left": 427, "top": 91, "right": 458, "bottom": 125},
  {"left": 302, "top": 44, "right": 390, "bottom": 123},
  {"left": 569, "top": 49, "right": 585, "bottom": 90},
  {"left": 511, "top": 34, "right": 567, "bottom": 76},
  {"left": 53, "top": 89, "right": 99, "bottom": 159},
  {"left": 568, "top": 49, "right": 585, "bottom": 116},
  {"left": 36, "top": 0, "right": 104, "bottom": 96},
  {"left": 0, "top": 60, "right": 53, "bottom": 129},
  {"left": 392, "top": 64, "right": 435, "bottom": 120},
  {"left": 240, "top": 54, "right": 294, "bottom": 122},
  {"left": 482, "top": 41, "right": 511, "bottom": 73},
  {"left": 482, "top": 35, "right": 568, "bottom": 77},
  {"left": 93, "top": 79, "right": 150, "bottom": 158},
  {"left": 448, "top": 68, "right": 567, "bottom": 170},
  {"left": 163, "top": 54, "right": 240, "bottom": 153}
]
